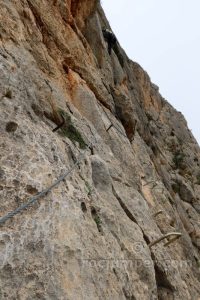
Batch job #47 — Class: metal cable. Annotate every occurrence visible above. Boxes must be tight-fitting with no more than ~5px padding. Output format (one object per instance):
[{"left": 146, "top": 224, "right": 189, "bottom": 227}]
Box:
[
  {"left": 0, "top": 143, "right": 93, "bottom": 226},
  {"left": 0, "top": 91, "right": 127, "bottom": 225}
]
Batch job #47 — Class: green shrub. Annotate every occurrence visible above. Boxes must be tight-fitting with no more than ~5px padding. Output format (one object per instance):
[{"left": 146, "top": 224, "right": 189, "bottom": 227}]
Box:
[
  {"left": 171, "top": 182, "right": 180, "bottom": 194},
  {"left": 94, "top": 215, "right": 101, "bottom": 227},
  {"left": 84, "top": 181, "right": 92, "bottom": 196},
  {"left": 59, "top": 110, "right": 87, "bottom": 149},
  {"left": 173, "top": 150, "right": 185, "bottom": 169},
  {"left": 196, "top": 173, "right": 200, "bottom": 185},
  {"left": 91, "top": 207, "right": 102, "bottom": 233}
]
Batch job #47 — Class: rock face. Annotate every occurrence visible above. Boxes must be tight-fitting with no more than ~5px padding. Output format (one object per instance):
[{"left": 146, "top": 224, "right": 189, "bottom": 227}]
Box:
[{"left": 0, "top": 1, "right": 200, "bottom": 299}]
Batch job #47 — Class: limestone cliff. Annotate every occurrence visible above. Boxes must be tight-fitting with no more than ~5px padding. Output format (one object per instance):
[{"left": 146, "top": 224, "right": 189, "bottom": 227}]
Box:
[{"left": 0, "top": 1, "right": 200, "bottom": 299}]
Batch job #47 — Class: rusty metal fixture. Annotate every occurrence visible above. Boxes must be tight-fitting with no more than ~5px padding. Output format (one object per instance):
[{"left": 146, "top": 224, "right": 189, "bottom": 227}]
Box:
[
  {"left": 106, "top": 124, "right": 113, "bottom": 132},
  {"left": 152, "top": 210, "right": 164, "bottom": 217},
  {"left": 149, "top": 232, "right": 182, "bottom": 248}
]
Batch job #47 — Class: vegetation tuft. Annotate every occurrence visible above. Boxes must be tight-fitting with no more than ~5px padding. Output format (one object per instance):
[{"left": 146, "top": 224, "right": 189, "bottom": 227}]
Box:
[
  {"left": 84, "top": 180, "right": 92, "bottom": 196},
  {"left": 173, "top": 150, "right": 186, "bottom": 169},
  {"left": 59, "top": 109, "right": 87, "bottom": 149},
  {"left": 196, "top": 173, "right": 200, "bottom": 185},
  {"left": 94, "top": 215, "right": 101, "bottom": 227},
  {"left": 171, "top": 182, "right": 181, "bottom": 194},
  {"left": 91, "top": 207, "right": 102, "bottom": 233}
]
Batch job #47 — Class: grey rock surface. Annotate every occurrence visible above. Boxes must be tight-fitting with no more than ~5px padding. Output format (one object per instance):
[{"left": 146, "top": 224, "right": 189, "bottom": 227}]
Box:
[{"left": 0, "top": 0, "right": 200, "bottom": 299}]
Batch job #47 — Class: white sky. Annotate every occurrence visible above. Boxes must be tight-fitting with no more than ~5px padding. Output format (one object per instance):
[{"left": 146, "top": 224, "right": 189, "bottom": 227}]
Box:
[{"left": 101, "top": 0, "right": 200, "bottom": 144}]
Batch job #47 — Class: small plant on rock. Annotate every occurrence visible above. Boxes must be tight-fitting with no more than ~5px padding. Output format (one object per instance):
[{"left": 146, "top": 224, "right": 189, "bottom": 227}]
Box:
[
  {"left": 173, "top": 150, "right": 186, "bottom": 169},
  {"left": 59, "top": 110, "right": 87, "bottom": 149},
  {"left": 196, "top": 173, "right": 200, "bottom": 185},
  {"left": 94, "top": 215, "right": 101, "bottom": 227},
  {"left": 171, "top": 182, "right": 181, "bottom": 194},
  {"left": 84, "top": 180, "right": 92, "bottom": 196},
  {"left": 91, "top": 207, "right": 102, "bottom": 233}
]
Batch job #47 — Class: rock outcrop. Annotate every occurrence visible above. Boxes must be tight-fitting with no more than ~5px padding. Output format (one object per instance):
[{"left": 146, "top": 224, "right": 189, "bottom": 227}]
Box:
[{"left": 0, "top": 1, "right": 200, "bottom": 299}]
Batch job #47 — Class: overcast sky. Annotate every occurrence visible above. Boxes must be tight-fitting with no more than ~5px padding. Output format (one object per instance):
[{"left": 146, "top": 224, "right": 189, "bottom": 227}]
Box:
[{"left": 101, "top": 0, "right": 200, "bottom": 144}]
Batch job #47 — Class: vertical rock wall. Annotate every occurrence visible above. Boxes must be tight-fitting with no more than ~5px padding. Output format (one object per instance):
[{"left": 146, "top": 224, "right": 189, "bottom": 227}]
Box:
[{"left": 0, "top": 1, "right": 200, "bottom": 299}]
